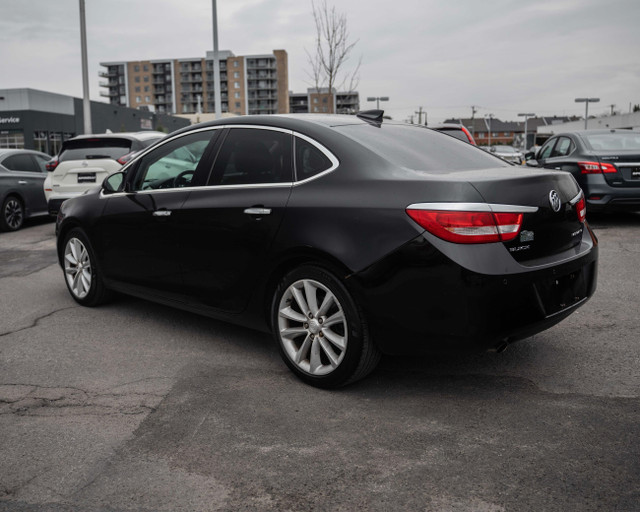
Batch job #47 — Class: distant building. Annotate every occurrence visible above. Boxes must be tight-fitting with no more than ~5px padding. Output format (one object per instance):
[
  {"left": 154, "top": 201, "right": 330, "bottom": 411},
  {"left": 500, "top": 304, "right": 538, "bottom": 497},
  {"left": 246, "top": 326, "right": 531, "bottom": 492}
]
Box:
[
  {"left": 536, "top": 111, "right": 640, "bottom": 135},
  {"left": 0, "top": 88, "right": 188, "bottom": 155},
  {"left": 289, "top": 88, "right": 359, "bottom": 114},
  {"left": 444, "top": 115, "right": 579, "bottom": 148},
  {"left": 100, "top": 49, "right": 289, "bottom": 116}
]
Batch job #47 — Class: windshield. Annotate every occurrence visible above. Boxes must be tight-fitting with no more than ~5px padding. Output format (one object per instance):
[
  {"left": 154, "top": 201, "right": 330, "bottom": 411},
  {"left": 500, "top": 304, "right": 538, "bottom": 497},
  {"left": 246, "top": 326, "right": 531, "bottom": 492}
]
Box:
[
  {"left": 336, "top": 123, "right": 506, "bottom": 171},
  {"left": 59, "top": 138, "right": 133, "bottom": 162},
  {"left": 582, "top": 132, "right": 640, "bottom": 151}
]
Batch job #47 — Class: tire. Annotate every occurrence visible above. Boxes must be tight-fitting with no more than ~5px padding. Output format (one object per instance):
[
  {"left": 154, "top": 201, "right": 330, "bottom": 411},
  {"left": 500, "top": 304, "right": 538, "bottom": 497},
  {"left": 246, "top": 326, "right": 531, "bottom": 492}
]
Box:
[
  {"left": 0, "top": 195, "right": 24, "bottom": 232},
  {"left": 271, "top": 265, "right": 381, "bottom": 388},
  {"left": 62, "top": 228, "right": 112, "bottom": 307}
]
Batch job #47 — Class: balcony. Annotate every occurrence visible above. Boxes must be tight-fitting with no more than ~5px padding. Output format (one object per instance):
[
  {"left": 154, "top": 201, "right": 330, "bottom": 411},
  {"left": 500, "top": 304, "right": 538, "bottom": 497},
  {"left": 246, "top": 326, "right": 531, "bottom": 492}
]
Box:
[
  {"left": 99, "top": 70, "right": 118, "bottom": 78},
  {"left": 99, "top": 90, "right": 119, "bottom": 98}
]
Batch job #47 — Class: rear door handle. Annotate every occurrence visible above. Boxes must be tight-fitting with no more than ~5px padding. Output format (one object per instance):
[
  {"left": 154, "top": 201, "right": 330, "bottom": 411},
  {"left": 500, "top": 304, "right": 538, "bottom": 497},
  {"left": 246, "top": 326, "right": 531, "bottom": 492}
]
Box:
[
  {"left": 244, "top": 207, "right": 272, "bottom": 216},
  {"left": 18, "top": 180, "right": 28, "bottom": 185},
  {"left": 152, "top": 210, "right": 172, "bottom": 217}
]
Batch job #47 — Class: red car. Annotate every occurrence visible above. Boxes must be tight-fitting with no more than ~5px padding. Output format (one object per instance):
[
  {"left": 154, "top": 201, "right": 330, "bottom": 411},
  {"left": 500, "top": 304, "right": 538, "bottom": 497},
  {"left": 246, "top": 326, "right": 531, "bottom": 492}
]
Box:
[{"left": 430, "top": 123, "right": 477, "bottom": 145}]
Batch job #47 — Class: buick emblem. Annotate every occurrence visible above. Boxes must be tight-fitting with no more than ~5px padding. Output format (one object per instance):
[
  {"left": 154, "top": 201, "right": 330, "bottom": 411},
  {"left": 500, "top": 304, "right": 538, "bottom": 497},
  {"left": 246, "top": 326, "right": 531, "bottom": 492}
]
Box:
[{"left": 549, "top": 190, "right": 562, "bottom": 212}]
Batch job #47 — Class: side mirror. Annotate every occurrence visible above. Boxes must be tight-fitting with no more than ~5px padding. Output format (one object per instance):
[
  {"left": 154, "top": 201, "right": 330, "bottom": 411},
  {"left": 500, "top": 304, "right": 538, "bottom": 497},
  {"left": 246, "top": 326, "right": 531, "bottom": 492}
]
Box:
[
  {"left": 525, "top": 160, "right": 540, "bottom": 167},
  {"left": 489, "top": 147, "right": 496, "bottom": 153},
  {"left": 102, "top": 171, "right": 126, "bottom": 194}
]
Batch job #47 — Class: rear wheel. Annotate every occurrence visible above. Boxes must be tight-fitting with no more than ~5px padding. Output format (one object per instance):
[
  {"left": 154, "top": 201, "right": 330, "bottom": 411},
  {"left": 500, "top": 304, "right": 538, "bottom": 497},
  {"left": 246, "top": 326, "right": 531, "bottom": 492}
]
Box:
[
  {"left": 1, "top": 196, "right": 24, "bottom": 231},
  {"left": 62, "top": 228, "right": 112, "bottom": 306},
  {"left": 272, "top": 265, "right": 380, "bottom": 388}
]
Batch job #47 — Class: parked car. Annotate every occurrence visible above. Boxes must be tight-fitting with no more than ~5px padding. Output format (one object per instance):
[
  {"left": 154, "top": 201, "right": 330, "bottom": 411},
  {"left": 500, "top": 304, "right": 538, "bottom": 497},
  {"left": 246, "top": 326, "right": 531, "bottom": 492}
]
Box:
[
  {"left": 430, "top": 123, "right": 477, "bottom": 145},
  {"left": 55, "top": 112, "right": 598, "bottom": 388},
  {"left": 0, "top": 149, "right": 51, "bottom": 231},
  {"left": 526, "top": 129, "right": 640, "bottom": 212},
  {"left": 490, "top": 145, "right": 524, "bottom": 164},
  {"left": 44, "top": 132, "right": 165, "bottom": 215}
]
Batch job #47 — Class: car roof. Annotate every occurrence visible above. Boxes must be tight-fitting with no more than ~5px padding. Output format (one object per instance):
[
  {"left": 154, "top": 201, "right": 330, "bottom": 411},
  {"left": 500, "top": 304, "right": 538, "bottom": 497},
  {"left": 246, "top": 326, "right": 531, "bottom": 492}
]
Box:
[
  {"left": 68, "top": 131, "right": 166, "bottom": 142},
  {"left": 0, "top": 148, "right": 49, "bottom": 157},
  {"left": 554, "top": 129, "right": 640, "bottom": 137},
  {"left": 429, "top": 123, "right": 466, "bottom": 130}
]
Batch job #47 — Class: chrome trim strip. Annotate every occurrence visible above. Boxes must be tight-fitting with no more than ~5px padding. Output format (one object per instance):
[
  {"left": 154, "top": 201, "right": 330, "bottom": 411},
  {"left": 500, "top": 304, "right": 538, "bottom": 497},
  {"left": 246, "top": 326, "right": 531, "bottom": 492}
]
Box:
[
  {"left": 569, "top": 191, "right": 583, "bottom": 206},
  {"left": 292, "top": 133, "right": 340, "bottom": 186},
  {"left": 406, "top": 202, "right": 539, "bottom": 213},
  {"left": 99, "top": 182, "right": 294, "bottom": 199},
  {"left": 615, "top": 162, "right": 640, "bottom": 166}
]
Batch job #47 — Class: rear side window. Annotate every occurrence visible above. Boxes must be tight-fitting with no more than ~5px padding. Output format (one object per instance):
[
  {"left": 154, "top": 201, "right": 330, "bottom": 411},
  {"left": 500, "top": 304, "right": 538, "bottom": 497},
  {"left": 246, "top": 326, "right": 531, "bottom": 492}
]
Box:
[
  {"left": 2, "top": 154, "right": 41, "bottom": 173},
  {"left": 551, "top": 137, "right": 573, "bottom": 157},
  {"left": 295, "top": 137, "right": 333, "bottom": 181},
  {"left": 59, "top": 138, "right": 132, "bottom": 162},
  {"left": 209, "top": 128, "right": 292, "bottom": 185},
  {"left": 337, "top": 124, "right": 506, "bottom": 172}
]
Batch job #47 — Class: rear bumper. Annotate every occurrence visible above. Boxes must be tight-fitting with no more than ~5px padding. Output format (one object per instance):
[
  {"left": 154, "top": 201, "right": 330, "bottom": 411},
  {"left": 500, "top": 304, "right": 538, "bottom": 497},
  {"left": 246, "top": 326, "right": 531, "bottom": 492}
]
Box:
[
  {"left": 583, "top": 174, "right": 640, "bottom": 212},
  {"left": 48, "top": 198, "right": 67, "bottom": 216},
  {"left": 351, "top": 230, "right": 598, "bottom": 355}
]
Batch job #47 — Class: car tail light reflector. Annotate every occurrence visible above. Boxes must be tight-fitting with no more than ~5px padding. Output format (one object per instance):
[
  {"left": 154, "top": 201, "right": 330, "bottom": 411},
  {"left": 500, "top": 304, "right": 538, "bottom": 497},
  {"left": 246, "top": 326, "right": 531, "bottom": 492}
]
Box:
[
  {"left": 575, "top": 196, "right": 586, "bottom": 223},
  {"left": 116, "top": 151, "right": 137, "bottom": 165},
  {"left": 577, "top": 161, "right": 617, "bottom": 174},
  {"left": 406, "top": 209, "right": 523, "bottom": 244},
  {"left": 45, "top": 158, "right": 59, "bottom": 172}
]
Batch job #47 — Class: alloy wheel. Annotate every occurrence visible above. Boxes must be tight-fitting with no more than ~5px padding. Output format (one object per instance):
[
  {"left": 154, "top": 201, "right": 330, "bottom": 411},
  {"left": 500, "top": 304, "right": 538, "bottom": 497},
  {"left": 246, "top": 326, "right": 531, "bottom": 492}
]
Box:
[
  {"left": 277, "top": 278, "right": 348, "bottom": 376},
  {"left": 64, "top": 237, "right": 92, "bottom": 299},
  {"left": 4, "top": 198, "right": 23, "bottom": 230}
]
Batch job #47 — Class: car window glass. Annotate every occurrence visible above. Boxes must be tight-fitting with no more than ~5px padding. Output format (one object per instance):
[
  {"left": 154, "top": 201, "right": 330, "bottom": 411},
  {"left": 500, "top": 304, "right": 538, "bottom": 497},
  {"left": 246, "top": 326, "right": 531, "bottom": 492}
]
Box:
[
  {"left": 133, "top": 131, "right": 216, "bottom": 191},
  {"left": 551, "top": 137, "right": 573, "bottom": 157},
  {"left": 210, "top": 128, "right": 292, "bottom": 185},
  {"left": 2, "top": 154, "right": 40, "bottom": 173},
  {"left": 59, "top": 139, "right": 132, "bottom": 162},
  {"left": 582, "top": 132, "right": 640, "bottom": 151},
  {"left": 538, "top": 140, "right": 556, "bottom": 160},
  {"left": 295, "top": 137, "right": 332, "bottom": 181},
  {"left": 33, "top": 154, "right": 49, "bottom": 172}
]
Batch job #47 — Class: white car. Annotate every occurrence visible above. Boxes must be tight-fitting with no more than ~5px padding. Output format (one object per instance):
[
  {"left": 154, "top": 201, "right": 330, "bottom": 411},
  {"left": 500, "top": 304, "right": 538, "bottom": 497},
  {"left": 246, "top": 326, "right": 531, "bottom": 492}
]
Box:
[
  {"left": 489, "top": 145, "right": 524, "bottom": 165},
  {"left": 44, "top": 132, "right": 165, "bottom": 215}
]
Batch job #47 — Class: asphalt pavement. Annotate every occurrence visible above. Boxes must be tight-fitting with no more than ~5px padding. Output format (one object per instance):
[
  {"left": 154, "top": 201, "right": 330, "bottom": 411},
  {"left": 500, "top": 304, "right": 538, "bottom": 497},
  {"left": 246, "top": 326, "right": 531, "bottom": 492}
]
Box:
[{"left": 0, "top": 214, "right": 638, "bottom": 511}]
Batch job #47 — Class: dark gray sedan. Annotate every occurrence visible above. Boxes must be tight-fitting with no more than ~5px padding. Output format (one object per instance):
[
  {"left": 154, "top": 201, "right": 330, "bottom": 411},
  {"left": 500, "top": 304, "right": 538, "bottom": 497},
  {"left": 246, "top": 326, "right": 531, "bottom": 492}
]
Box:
[{"left": 0, "top": 149, "right": 51, "bottom": 231}]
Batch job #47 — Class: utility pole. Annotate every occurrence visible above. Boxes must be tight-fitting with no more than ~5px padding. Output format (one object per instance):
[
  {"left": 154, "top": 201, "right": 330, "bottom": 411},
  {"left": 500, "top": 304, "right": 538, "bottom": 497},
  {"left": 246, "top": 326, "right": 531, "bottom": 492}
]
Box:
[
  {"left": 409, "top": 115, "right": 414, "bottom": 124},
  {"left": 79, "top": 0, "right": 91, "bottom": 134},
  {"left": 470, "top": 105, "right": 478, "bottom": 138},
  {"left": 414, "top": 106, "right": 425, "bottom": 125},
  {"left": 518, "top": 113, "right": 535, "bottom": 151},
  {"left": 609, "top": 104, "right": 616, "bottom": 116}
]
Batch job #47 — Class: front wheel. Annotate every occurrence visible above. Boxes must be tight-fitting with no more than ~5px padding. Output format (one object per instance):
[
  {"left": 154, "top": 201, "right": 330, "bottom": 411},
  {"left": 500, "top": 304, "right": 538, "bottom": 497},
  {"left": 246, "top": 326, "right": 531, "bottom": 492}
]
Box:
[
  {"left": 272, "top": 265, "right": 380, "bottom": 388},
  {"left": 62, "top": 228, "right": 112, "bottom": 306}
]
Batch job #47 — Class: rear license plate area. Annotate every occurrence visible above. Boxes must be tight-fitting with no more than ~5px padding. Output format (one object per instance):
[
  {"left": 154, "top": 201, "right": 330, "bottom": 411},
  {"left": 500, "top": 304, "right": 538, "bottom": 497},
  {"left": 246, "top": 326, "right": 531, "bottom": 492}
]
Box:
[
  {"left": 77, "top": 173, "right": 96, "bottom": 183},
  {"left": 630, "top": 167, "right": 640, "bottom": 179},
  {"left": 535, "top": 269, "right": 587, "bottom": 316}
]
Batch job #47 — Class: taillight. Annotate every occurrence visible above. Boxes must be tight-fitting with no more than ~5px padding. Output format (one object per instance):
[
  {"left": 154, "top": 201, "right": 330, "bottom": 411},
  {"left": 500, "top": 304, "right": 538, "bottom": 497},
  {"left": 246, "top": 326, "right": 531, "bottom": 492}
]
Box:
[
  {"left": 575, "top": 196, "right": 586, "bottom": 223},
  {"left": 117, "top": 151, "right": 137, "bottom": 165},
  {"left": 406, "top": 209, "right": 524, "bottom": 244},
  {"left": 577, "top": 161, "right": 617, "bottom": 174},
  {"left": 45, "top": 158, "right": 59, "bottom": 172}
]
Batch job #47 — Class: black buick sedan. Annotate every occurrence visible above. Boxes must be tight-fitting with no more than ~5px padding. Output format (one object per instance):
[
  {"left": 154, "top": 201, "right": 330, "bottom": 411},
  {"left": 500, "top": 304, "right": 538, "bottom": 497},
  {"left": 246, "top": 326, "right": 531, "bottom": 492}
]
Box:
[{"left": 56, "top": 112, "right": 598, "bottom": 387}]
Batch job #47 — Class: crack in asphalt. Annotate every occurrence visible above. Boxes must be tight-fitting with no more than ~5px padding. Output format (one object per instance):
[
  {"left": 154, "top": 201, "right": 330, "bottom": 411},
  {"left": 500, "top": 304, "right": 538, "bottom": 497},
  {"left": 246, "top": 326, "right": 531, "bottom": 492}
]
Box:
[
  {"left": 0, "top": 305, "right": 79, "bottom": 338},
  {"left": 0, "top": 383, "right": 167, "bottom": 418}
]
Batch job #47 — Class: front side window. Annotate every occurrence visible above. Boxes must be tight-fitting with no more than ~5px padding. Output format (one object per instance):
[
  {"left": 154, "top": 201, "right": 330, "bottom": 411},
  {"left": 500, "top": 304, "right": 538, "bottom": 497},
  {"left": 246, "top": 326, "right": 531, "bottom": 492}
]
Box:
[
  {"left": 133, "top": 130, "right": 217, "bottom": 191},
  {"left": 538, "top": 139, "right": 556, "bottom": 160},
  {"left": 209, "top": 128, "right": 292, "bottom": 185}
]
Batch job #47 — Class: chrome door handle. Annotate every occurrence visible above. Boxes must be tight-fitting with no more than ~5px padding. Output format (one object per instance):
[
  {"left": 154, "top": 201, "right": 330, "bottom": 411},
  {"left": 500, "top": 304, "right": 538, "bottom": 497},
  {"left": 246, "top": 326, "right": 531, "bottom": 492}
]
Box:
[
  {"left": 244, "top": 207, "right": 272, "bottom": 215},
  {"left": 18, "top": 180, "right": 28, "bottom": 185},
  {"left": 152, "top": 210, "right": 172, "bottom": 217}
]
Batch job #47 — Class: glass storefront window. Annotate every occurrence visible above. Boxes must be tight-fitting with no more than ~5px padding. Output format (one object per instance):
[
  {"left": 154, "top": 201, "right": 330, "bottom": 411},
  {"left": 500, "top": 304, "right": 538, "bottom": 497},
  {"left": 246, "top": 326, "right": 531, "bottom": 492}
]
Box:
[
  {"left": 49, "top": 132, "right": 62, "bottom": 155},
  {"left": 0, "top": 130, "right": 25, "bottom": 149},
  {"left": 34, "top": 131, "right": 48, "bottom": 154}
]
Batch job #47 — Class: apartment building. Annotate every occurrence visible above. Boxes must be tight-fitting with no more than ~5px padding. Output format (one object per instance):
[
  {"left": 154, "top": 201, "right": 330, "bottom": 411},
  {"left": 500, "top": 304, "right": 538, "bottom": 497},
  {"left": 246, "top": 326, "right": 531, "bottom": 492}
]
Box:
[
  {"left": 289, "top": 88, "right": 359, "bottom": 114},
  {"left": 100, "top": 50, "right": 289, "bottom": 116}
]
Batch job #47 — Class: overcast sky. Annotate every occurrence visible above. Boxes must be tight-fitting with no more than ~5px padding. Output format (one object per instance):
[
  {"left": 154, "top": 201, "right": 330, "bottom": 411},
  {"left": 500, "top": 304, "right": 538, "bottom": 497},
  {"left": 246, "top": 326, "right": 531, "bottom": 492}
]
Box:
[{"left": 1, "top": 0, "right": 639, "bottom": 124}]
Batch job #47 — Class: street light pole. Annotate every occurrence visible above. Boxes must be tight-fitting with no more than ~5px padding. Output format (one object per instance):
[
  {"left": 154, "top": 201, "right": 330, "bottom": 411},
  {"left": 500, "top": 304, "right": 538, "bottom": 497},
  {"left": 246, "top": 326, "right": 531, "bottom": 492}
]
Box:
[
  {"left": 367, "top": 96, "right": 389, "bottom": 110},
  {"left": 79, "top": 0, "right": 91, "bottom": 134},
  {"left": 485, "top": 114, "right": 494, "bottom": 147},
  {"left": 212, "top": 0, "right": 222, "bottom": 119},
  {"left": 518, "top": 113, "right": 535, "bottom": 151},
  {"left": 575, "top": 97, "right": 600, "bottom": 130}
]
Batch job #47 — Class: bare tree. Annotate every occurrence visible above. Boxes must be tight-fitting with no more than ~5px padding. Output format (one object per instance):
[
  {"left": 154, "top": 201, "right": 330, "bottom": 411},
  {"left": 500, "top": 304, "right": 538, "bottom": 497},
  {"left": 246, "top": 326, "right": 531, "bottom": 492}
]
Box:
[{"left": 305, "top": 0, "right": 361, "bottom": 94}]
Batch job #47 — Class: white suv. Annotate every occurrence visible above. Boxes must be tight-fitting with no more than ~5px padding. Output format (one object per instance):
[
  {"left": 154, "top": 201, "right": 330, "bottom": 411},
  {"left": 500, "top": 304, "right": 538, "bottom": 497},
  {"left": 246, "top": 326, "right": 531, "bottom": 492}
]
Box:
[{"left": 44, "top": 132, "right": 165, "bottom": 215}]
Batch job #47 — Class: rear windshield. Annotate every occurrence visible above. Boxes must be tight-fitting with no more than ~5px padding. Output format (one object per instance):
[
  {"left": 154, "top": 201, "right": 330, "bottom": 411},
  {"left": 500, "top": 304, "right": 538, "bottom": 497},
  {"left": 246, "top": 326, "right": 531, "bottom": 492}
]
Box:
[
  {"left": 336, "top": 123, "right": 506, "bottom": 171},
  {"left": 59, "top": 138, "right": 132, "bottom": 162},
  {"left": 582, "top": 132, "right": 640, "bottom": 151}
]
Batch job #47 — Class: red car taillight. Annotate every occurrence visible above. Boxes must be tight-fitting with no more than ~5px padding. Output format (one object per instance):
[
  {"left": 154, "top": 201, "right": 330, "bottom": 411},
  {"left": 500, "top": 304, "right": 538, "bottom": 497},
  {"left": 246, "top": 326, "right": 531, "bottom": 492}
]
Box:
[
  {"left": 45, "top": 158, "right": 59, "bottom": 172},
  {"left": 577, "top": 161, "right": 617, "bottom": 174},
  {"left": 116, "top": 151, "right": 137, "bottom": 165},
  {"left": 575, "top": 196, "right": 586, "bottom": 223},
  {"left": 406, "top": 209, "right": 523, "bottom": 244}
]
